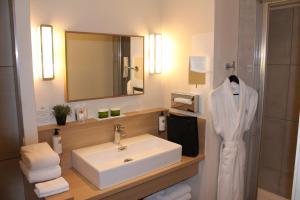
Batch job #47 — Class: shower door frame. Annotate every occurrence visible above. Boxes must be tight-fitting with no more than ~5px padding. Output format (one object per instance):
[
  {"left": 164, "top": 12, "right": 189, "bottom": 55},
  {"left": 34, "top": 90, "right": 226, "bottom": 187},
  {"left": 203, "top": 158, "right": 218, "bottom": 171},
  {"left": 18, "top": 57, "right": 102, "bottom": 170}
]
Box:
[{"left": 255, "top": 0, "right": 300, "bottom": 199}]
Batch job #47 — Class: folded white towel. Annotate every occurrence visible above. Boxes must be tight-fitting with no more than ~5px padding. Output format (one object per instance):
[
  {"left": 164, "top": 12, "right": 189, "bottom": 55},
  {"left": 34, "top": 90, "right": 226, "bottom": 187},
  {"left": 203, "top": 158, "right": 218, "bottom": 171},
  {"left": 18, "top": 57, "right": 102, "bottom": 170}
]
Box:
[
  {"left": 19, "top": 161, "right": 61, "bottom": 183},
  {"left": 21, "top": 142, "right": 60, "bottom": 170},
  {"left": 144, "top": 183, "right": 192, "bottom": 200},
  {"left": 145, "top": 193, "right": 191, "bottom": 200},
  {"left": 34, "top": 177, "right": 69, "bottom": 198},
  {"left": 162, "top": 183, "right": 191, "bottom": 200},
  {"left": 34, "top": 187, "right": 69, "bottom": 198},
  {"left": 144, "top": 190, "right": 166, "bottom": 200}
]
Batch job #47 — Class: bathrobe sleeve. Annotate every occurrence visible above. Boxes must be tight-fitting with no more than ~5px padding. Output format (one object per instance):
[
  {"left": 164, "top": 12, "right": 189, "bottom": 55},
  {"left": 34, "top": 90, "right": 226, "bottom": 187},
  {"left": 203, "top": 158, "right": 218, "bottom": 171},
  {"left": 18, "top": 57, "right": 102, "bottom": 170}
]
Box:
[
  {"left": 209, "top": 91, "right": 223, "bottom": 135},
  {"left": 245, "top": 88, "right": 258, "bottom": 131}
]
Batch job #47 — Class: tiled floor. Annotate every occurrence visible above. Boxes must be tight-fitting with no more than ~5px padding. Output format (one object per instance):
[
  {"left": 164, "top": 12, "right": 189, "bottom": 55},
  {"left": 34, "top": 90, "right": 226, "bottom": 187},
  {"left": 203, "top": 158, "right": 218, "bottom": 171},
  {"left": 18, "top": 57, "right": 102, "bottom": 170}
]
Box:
[{"left": 257, "top": 188, "right": 289, "bottom": 200}]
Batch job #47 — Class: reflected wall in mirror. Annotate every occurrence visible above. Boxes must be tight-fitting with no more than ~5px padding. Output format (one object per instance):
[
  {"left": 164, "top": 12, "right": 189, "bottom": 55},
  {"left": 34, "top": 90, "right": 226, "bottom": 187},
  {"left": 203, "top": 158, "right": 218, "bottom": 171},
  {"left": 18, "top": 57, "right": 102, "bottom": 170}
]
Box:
[{"left": 65, "top": 32, "right": 144, "bottom": 102}]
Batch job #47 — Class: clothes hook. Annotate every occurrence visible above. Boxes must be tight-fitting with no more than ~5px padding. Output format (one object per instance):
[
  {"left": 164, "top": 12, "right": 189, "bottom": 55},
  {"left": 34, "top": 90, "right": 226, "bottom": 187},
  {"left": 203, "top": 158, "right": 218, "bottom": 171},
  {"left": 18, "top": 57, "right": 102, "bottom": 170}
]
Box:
[{"left": 224, "top": 61, "right": 236, "bottom": 74}]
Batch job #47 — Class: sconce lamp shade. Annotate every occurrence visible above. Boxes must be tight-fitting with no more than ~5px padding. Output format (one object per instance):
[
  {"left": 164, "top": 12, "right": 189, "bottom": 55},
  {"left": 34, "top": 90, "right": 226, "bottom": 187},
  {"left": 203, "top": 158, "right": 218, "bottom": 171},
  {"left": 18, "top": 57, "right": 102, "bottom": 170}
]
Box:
[
  {"left": 149, "top": 33, "right": 162, "bottom": 74},
  {"left": 40, "top": 24, "right": 54, "bottom": 80}
]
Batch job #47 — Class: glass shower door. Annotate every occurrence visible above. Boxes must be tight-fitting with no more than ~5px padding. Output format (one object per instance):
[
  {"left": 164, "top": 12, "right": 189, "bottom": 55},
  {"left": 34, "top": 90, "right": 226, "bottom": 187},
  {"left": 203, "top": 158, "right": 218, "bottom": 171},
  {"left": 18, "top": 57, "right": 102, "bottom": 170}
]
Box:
[
  {"left": 258, "top": 4, "right": 300, "bottom": 200},
  {"left": 292, "top": 115, "right": 300, "bottom": 199}
]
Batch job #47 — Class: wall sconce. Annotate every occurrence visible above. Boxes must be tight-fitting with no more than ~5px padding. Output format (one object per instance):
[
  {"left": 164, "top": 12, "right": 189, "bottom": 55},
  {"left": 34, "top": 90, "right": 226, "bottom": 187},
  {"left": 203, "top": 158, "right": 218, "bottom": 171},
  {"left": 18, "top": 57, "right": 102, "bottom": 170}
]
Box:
[
  {"left": 40, "top": 24, "right": 54, "bottom": 80},
  {"left": 149, "top": 33, "right": 162, "bottom": 74}
]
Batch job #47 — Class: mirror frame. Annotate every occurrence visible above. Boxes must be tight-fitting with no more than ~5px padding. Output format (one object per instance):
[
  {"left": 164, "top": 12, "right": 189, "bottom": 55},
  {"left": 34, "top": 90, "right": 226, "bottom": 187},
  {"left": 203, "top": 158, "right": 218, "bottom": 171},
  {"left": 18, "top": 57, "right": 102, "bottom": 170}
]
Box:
[{"left": 64, "top": 31, "right": 145, "bottom": 102}]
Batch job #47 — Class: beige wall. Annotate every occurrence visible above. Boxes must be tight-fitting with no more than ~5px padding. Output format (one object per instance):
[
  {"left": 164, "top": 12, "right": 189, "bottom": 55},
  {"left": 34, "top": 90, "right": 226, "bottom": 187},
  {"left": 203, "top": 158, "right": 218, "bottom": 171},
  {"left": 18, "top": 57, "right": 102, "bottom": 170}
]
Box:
[
  {"left": 160, "top": 0, "right": 217, "bottom": 199},
  {"left": 66, "top": 33, "right": 114, "bottom": 100},
  {"left": 30, "top": 0, "right": 163, "bottom": 126},
  {"left": 213, "top": 0, "right": 239, "bottom": 87}
]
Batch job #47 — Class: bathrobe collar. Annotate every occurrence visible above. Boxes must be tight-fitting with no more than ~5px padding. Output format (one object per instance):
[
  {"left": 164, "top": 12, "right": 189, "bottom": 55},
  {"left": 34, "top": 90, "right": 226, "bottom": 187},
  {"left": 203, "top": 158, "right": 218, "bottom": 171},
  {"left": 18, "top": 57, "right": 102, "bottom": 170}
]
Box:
[{"left": 223, "top": 78, "right": 246, "bottom": 132}]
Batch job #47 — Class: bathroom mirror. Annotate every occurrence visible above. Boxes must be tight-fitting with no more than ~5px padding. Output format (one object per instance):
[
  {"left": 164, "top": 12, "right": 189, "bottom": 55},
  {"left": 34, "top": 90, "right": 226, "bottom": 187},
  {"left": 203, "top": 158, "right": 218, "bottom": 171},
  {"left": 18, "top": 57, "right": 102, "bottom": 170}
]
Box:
[{"left": 65, "top": 31, "right": 144, "bottom": 102}]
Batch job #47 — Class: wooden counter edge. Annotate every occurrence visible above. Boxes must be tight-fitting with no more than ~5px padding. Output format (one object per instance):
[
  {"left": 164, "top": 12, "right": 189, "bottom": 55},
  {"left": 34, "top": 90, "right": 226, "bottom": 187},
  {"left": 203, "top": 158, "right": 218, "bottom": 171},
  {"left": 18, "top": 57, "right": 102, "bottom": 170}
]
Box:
[{"left": 45, "top": 154, "right": 204, "bottom": 200}]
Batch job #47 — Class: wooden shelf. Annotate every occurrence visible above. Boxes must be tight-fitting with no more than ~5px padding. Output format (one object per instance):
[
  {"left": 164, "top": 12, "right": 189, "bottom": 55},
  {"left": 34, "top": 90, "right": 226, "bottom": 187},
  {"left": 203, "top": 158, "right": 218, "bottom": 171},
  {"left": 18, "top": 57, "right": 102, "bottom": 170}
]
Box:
[
  {"left": 45, "top": 155, "right": 204, "bottom": 200},
  {"left": 38, "top": 107, "right": 168, "bottom": 132}
]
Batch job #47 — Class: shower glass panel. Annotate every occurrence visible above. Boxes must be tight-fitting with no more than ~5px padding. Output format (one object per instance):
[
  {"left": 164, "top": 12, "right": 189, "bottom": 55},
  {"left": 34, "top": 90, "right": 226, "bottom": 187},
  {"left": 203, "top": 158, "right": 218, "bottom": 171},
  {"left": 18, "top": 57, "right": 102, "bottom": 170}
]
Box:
[{"left": 258, "top": 5, "right": 300, "bottom": 199}]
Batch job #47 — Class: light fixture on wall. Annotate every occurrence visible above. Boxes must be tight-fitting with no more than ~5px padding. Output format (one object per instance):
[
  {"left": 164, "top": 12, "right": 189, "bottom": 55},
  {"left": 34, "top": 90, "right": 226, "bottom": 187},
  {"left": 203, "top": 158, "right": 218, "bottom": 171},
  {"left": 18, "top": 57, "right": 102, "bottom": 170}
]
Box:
[
  {"left": 40, "top": 24, "right": 54, "bottom": 80},
  {"left": 149, "top": 33, "right": 162, "bottom": 74}
]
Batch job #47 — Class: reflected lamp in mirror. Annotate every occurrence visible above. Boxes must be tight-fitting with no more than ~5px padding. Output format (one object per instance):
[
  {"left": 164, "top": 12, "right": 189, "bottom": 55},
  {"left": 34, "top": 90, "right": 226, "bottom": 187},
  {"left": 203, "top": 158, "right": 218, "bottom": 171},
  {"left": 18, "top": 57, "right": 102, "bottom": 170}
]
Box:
[
  {"left": 149, "top": 33, "right": 162, "bottom": 74},
  {"left": 40, "top": 24, "right": 55, "bottom": 80},
  {"left": 189, "top": 56, "right": 206, "bottom": 85}
]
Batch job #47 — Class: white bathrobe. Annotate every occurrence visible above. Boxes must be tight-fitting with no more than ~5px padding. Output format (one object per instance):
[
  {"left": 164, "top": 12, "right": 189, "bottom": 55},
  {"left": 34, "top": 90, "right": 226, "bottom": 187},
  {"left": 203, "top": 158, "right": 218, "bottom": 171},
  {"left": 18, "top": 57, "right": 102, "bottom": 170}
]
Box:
[{"left": 210, "top": 78, "right": 258, "bottom": 200}]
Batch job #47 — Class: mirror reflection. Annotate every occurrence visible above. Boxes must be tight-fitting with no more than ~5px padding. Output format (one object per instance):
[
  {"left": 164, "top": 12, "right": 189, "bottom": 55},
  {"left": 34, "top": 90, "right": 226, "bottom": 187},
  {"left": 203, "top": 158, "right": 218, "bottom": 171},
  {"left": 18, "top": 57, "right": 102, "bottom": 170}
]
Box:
[{"left": 65, "top": 32, "right": 144, "bottom": 102}]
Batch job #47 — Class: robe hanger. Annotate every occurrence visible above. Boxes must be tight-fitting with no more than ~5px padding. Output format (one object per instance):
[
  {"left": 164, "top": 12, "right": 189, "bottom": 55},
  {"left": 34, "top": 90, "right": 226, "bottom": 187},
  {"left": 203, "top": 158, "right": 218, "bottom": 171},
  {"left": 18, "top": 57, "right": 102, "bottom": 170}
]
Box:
[
  {"left": 229, "top": 75, "right": 239, "bottom": 84},
  {"left": 225, "top": 61, "right": 239, "bottom": 95}
]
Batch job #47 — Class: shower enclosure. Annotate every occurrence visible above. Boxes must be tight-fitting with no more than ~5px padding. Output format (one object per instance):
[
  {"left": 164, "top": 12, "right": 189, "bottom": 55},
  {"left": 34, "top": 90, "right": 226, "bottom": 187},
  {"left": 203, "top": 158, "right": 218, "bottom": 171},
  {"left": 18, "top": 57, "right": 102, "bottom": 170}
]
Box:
[{"left": 257, "top": 1, "right": 300, "bottom": 199}]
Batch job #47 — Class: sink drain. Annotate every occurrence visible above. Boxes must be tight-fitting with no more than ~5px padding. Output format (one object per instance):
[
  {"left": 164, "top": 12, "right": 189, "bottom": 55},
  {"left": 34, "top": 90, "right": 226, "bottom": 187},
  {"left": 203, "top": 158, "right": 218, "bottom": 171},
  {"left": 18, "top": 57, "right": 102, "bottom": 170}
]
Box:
[{"left": 124, "top": 158, "right": 133, "bottom": 163}]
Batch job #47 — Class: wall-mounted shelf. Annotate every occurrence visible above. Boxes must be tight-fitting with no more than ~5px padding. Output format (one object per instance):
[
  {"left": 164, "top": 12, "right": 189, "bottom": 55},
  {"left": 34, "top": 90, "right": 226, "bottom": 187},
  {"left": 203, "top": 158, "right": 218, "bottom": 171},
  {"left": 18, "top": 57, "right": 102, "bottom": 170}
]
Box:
[{"left": 38, "top": 107, "right": 168, "bottom": 132}]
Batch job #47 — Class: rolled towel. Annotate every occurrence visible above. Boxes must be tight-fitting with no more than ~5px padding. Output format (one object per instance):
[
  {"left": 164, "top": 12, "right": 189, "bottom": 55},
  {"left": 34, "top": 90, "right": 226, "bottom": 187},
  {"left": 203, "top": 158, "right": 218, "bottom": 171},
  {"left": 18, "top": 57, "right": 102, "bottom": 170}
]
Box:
[
  {"left": 34, "top": 177, "right": 69, "bottom": 198},
  {"left": 19, "top": 161, "right": 61, "bottom": 183},
  {"left": 160, "top": 183, "right": 191, "bottom": 200},
  {"left": 21, "top": 142, "right": 60, "bottom": 170},
  {"left": 176, "top": 193, "right": 191, "bottom": 200}
]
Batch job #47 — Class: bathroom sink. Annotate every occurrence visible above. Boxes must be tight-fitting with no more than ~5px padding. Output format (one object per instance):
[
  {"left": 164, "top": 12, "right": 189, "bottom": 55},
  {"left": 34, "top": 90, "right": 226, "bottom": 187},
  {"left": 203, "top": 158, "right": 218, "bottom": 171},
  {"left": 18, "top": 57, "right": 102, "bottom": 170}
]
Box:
[{"left": 72, "top": 134, "right": 182, "bottom": 189}]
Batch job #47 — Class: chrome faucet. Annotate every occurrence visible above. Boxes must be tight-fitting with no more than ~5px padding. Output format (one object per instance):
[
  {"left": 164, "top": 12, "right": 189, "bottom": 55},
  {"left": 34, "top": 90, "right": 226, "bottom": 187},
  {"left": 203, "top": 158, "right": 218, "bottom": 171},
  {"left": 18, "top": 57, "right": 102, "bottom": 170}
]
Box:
[{"left": 114, "top": 124, "right": 127, "bottom": 149}]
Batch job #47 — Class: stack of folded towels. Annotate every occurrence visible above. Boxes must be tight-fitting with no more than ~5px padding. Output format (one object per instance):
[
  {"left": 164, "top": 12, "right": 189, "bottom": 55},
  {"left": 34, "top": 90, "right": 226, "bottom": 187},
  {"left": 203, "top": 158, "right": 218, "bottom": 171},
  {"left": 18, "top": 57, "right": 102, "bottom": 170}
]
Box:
[
  {"left": 144, "top": 182, "right": 192, "bottom": 200},
  {"left": 144, "top": 183, "right": 192, "bottom": 200},
  {"left": 20, "top": 142, "right": 61, "bottom": 183},
  {"left": 20, "top": 142, "right": 69, "bottom": 198}
]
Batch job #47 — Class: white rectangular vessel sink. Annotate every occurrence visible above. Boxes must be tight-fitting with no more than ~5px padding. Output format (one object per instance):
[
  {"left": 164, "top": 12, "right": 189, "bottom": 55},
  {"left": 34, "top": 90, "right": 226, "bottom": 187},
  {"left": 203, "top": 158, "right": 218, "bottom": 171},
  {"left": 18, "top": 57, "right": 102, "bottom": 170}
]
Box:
[{"left": 72, "top": 134, "right": 182, "bottom": 189}]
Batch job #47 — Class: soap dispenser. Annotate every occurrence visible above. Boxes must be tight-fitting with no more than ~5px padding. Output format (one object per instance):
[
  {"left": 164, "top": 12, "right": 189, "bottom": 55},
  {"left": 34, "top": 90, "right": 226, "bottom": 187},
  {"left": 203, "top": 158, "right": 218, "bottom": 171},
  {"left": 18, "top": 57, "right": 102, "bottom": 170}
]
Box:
[
  {"left": 158, "top": 112, "right": 166, "bottom": 132},
  {"left": 52, "top": 128, "right": 62, "bottom": 154}
]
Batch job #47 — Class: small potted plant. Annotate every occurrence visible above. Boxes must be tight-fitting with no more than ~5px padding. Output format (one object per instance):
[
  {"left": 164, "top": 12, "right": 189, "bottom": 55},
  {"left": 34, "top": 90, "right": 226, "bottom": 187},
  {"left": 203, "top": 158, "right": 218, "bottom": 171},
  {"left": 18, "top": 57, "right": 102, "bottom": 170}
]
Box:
[{"left": 52, "top": 104, "right": 71, "bottom": 126}]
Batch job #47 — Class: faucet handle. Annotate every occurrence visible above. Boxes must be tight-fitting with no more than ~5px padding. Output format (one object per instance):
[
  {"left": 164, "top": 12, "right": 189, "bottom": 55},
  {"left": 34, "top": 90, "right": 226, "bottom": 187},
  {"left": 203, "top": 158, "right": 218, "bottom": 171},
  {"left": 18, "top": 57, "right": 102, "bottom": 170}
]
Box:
[{"left": 115, "top": 124, "right": 125, "bottom": 131}]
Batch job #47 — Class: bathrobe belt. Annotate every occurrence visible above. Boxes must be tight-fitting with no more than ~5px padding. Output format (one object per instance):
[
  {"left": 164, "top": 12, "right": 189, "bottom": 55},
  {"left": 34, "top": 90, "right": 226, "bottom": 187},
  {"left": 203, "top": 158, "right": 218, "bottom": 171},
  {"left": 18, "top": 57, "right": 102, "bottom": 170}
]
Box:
[{"left": 221, "top": 140, "right": 244, "bottom": 149}]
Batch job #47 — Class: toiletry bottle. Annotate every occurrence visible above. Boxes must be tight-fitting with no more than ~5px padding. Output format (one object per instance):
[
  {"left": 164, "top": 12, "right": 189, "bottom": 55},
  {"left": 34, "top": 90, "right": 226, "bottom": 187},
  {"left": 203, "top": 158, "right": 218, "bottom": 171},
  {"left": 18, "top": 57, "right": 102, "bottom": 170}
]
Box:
[
  {"left": 52, "top": 128, "right": 62, "bottom": 154},
  {"left": 159, "top": 112, "right": 166, "bottom": 132}
]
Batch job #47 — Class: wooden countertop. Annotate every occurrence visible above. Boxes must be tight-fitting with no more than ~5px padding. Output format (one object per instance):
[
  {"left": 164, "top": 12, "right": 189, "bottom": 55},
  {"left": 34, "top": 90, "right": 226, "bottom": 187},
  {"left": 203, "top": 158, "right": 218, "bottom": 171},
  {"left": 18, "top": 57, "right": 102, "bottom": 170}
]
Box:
[{"left": 46, "top": 155, "right": 204, "bottom": 200}]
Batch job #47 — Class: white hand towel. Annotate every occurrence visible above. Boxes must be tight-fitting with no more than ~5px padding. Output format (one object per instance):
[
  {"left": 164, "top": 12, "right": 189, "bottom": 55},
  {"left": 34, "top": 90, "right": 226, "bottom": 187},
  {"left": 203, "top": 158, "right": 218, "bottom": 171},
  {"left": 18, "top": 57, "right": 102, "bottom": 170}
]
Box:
[
  {"left": 34, "top": 187, "right": 69, "bottom": 198},
  {"left": 21, "top": 142, "right": 60, "bottom": 170},
  {"left": 34, "top": 177, "right": 69, "bottom": 198},
  {"left": 19, "top": 161, "right": 61, "bottom": 183}
]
